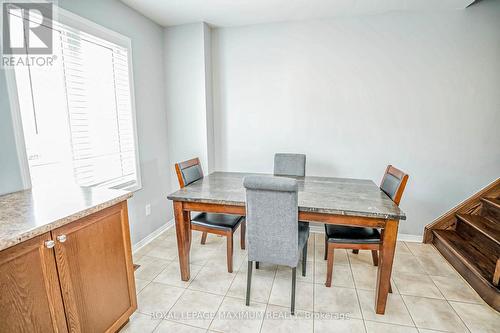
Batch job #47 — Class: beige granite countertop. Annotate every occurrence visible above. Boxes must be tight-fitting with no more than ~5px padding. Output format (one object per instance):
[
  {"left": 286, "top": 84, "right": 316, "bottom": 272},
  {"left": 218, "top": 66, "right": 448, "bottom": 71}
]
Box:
[{"left": 0, "top": 184, "right": 132, "bottom": 251}]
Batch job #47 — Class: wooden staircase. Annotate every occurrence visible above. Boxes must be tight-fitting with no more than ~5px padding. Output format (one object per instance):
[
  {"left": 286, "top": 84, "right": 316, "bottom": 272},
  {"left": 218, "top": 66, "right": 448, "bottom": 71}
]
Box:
[{"left": 424, "top": 179, "right": 500, "bottom": 311}]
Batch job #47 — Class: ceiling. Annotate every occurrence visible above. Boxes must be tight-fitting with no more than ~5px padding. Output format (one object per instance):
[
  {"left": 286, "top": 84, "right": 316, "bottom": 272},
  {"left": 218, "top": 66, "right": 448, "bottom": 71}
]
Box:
[{"left": 120, "top": 0, "right": 476, "bottom": 27}]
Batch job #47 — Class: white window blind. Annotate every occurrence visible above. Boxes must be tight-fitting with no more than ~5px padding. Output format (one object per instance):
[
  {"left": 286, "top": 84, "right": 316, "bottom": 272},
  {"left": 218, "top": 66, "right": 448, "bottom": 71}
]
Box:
[
  {"left": 10, "top": 8, "right": 140, "bottom": 190},
  {"left": 59, "top": 25, "right": 137, "bottom": 188}
]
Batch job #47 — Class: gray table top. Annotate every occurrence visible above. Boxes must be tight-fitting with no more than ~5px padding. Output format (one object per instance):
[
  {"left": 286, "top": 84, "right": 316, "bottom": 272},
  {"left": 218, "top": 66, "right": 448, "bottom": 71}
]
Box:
[{"left": 167, "top": 172, "right": 406, "bottom": 220}]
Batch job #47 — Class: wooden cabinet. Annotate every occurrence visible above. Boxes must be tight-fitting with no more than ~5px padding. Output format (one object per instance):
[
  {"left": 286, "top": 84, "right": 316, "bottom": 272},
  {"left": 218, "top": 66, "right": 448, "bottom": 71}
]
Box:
[
  {"left": 0, "top": 201, "right": 136, "bottom": 333},
  {"left": 0, "top": 233, "right": 67, "bottom": 333},
  {"left": 53, "top": 202, "right": 136, "bottom": 332}
]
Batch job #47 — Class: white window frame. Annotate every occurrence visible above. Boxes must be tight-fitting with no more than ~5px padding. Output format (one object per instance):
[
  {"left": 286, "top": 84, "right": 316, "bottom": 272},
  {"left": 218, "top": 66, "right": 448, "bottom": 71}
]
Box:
[{"left": 4, "top": 5, "right": 142, "bottom": 192}]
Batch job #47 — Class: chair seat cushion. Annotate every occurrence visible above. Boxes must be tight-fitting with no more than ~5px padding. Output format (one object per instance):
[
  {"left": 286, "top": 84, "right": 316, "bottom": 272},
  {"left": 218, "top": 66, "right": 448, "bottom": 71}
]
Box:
[
  {"left": 325, "top": 225, "right": 381, "bottom": 244},
  {"left": 191, "top": 212, "right": 243, "bottom": 231}
]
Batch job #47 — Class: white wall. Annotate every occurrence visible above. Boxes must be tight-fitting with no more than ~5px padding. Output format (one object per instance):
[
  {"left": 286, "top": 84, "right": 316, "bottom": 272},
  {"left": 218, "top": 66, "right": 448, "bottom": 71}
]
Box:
[
  {"left": 212, "top": 1, "right": 500, "bottom": 235},
  {"left": 204, "top": 23, "right": 216, "bottom": 173},
  {"left": 0, "top": 73, "right": 25, "bottom": 195},
  {"left": 164, "top": 23, "right": 214, "bottom": 191}
]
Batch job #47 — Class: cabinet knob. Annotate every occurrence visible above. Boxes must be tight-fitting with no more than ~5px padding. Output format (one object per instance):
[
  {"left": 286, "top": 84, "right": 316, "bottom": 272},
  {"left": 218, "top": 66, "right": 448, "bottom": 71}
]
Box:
[
  {"left": 45, "top": 240, "right": 55, "bottom": 248},
  {"left": 57, "top": 235, "right": 67, "bottom": 243}
]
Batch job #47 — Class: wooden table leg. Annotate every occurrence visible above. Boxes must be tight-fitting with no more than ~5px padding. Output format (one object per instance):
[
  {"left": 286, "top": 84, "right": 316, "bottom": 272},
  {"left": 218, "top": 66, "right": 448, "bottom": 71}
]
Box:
[
  {"left": 174, "top": 201, "right": 191, "bottom": 281},
  {"left": 375, "top": 219, "right": 399, "bottom": 314}
]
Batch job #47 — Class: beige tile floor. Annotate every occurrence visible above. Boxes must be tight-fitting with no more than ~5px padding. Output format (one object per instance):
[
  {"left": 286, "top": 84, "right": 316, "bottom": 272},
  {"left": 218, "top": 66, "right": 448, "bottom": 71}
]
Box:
[{"left": 121, "top": 227, "right": 500, "bottom": 333}]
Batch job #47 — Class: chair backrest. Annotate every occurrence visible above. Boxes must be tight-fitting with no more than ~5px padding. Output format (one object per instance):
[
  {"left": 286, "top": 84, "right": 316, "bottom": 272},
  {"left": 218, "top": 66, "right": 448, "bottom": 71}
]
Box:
[
  {"left": 243, "top": 175, "right": 299, "bottom": 267},
  {"left": 274, "top": 153, "right": 306, "bottom": 177},
  {"left": 175, "top": 157, "right": 204, "bottom": 188},
  {"left": 380, "top": 165, "right": 409, "bottom": 206}
]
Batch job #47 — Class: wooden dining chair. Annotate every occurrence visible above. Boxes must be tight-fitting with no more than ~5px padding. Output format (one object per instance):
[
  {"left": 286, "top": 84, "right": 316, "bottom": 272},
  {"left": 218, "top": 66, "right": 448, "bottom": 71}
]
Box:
[
  {"left": 175, "top": 157, "right": 246, "bottom": 273},
  {"left": 324, "top": 165, "right": 409, "bottom": 287}
]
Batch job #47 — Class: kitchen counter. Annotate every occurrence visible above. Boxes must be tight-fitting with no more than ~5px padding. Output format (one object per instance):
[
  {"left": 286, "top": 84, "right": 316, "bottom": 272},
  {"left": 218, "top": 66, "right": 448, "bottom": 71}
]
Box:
[{"left": 0, "top": 184, "right": 132, "bottom": 251}]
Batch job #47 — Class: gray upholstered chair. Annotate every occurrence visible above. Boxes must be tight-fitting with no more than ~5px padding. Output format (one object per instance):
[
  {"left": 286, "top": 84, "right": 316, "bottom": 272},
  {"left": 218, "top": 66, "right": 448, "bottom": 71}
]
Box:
[
  {"left": 175, "top": 158, "right": 246, "bottom": 273},
  {"left": 324, "top": 165, "right": 409, "bottom": 288},
  {"left": 274, "top": 153, "right": 306, "bottom": 177},
  {"left": 243, "top": 175, "right": 309, "bottom": 315},
  {"left": 273, "top": 153, "right": 309, "bottom": 238}
]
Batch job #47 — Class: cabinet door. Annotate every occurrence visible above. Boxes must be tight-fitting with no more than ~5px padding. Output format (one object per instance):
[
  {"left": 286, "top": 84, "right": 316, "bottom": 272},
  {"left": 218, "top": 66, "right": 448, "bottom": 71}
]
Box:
[
  {"left": 0, "top": 233, "right": 68, "bottom": 333},
  {"left": 52, "top": 202, "right": 137, "bottom": 332}
]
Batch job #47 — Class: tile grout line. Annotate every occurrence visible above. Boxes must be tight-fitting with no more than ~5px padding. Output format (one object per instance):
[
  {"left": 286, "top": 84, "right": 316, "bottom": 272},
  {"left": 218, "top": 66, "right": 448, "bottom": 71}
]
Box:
[
  {"left": 351, "top": 244, "right": 427, "bottom": 330},
  {"left": 205, "top": 234, "right": 250, "bottom": 332},
  {"left": 427, "top": 275, "right": 484, "bottom": 304},
  {"left": 140, "top": 229, "right": 223, "bottom": 330},
  {"left": 312, "top": 234, "right": 315, "bottom": 333},
  {"left": 413, "top": 241, "right": 474, "bottom": 333},
  {"left": 314, "top": 235, "right": 318, "bottom": 332},
  {"left": 402, "top": 242, "right": 472, "bottom": 333},
  {"left": 445, "top": 300, "right": 473, "bottom": 333},
  {"left": 134, "top": 230, "right": 188, "bottom": 331},
  {"left": 154, "top": 319, "right": 212, "bottom": 332},
  {"left": 139, "top": 259, "right": 188, "bottom": 318},
  {"left": 258, "top": 261, "right": 279, "bottom": 333},
  {"left": 144, "top": 229, "right": 482, "bottom": 333},
  {"left": 172, "top": 232, "right": 231, "bottom": 331},
  {"left": 347, "top": 249, "right": 369, "bottom": 333},
  {"left": 204, "top": 231, "right": 243, "bottom": 333},
  {"left": 398, "top": 287, "right": 420, "bottom": 330},
  {"left": 402, "top": 240, "right": 446, "bottom": 331},
  {"left": 362, "top": 319, "right": 421, "bottom": 330},
  {"left": 392, "top": 291, "right": 485, "bottom": 304},
  {"left": 258, "top": 233, "right": 315, "bottom": 332}
]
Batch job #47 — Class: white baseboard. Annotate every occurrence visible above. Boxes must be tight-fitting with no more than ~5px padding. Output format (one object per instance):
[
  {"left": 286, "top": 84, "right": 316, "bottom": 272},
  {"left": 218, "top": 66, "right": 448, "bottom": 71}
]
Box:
[
  {"left": 396, "top": 233, "right": 423, "bottom": 243},
  {"left": 309, "top": 225, "right": 422, "bottom": 243},
  {"left": 309, "top": 224, "right": 325, "bottom": 233},
  {"left": 132, "top": 219, "right": 174, "bottom": 253}
]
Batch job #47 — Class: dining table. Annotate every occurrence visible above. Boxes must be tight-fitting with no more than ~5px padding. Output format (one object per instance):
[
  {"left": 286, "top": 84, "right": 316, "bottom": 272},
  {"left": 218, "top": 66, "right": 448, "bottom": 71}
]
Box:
[{"left": 167, "top": 171, "right": 406, "bottom": 314}]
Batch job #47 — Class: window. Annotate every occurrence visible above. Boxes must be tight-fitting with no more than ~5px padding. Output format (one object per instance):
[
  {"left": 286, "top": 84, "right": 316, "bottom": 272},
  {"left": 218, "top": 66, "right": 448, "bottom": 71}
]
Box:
[{"left": 8, "top": 7, "right": 141, "bottom": 190}]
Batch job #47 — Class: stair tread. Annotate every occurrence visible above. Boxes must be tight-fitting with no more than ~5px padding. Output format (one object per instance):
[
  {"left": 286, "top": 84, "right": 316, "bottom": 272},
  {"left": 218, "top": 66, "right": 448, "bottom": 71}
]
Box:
[
  {"left": 456, "top": 213, "right": 500, "bottom": 246},
  {"left": 482, "top": 197, "right": 500, "bottom": 210},
  {"left": 433, "top": 230, "right": 496, "bottom": 282}
]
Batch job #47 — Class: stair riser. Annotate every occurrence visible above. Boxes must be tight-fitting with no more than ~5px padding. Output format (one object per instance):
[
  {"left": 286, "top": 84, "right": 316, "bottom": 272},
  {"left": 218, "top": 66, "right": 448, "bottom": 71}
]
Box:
[
  {"left": 482, "top": 202, "right": 500, "bottom": 221},
  {"left": 456, "top": 221, "right": 500, "bottom": 260},
  {"left": 433, "top": 234, "right": 500, "bottom": 311}
]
